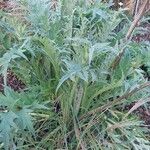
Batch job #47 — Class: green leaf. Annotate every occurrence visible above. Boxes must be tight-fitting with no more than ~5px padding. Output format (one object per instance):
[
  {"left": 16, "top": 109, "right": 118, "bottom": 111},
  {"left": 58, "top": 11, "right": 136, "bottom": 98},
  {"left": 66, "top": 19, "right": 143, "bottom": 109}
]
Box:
[
  {"left": 16, "top": 108, "right": 35, "bottom": 136},
  {"left": 0, "top": 112, "right": 18, "bottom": 150}
]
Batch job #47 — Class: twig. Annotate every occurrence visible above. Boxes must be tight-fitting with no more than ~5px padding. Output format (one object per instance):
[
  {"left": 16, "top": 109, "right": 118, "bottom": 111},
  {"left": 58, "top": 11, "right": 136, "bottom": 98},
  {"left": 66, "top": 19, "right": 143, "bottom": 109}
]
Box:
[
  {"left": 126, "top": 0, "right": 149, "bottom": 40},
  {"left": 80, "top": 82, "right": 150, "bottom": 120},
  {"left": 110, "top": 0, "right": 149, "bottom": 70}
]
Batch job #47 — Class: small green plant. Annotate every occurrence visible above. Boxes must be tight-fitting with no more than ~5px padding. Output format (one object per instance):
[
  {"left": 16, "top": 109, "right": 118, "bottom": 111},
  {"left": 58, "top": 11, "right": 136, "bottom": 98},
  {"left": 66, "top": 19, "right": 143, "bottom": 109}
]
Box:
[{"left": 0, "top": 0, "right": 150, "bottom": 149}]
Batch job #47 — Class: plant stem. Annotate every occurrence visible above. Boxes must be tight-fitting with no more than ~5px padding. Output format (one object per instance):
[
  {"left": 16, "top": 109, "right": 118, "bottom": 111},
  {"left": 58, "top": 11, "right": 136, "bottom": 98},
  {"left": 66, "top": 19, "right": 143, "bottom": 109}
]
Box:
[
  {"left": 126, "top": 0, "right": 149, "bottom": 40},
  {"left": 110, "top": 0, "right": 149, "bottom": 70}
]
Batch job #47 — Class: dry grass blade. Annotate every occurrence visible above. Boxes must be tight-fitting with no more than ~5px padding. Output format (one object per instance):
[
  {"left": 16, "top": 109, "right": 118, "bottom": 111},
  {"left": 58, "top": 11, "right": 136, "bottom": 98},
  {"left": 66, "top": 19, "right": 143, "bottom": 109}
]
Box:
[
  {"left": 106, "top": 120, "right": 140, "bottom": 132},
  {"left": 124, "top": 97, "right": 150, "bottom": 118},
  {"left": 110, "top": 0, "right": 149, "bottom": 71},
  {"left": 80, "top": 82, "right": 150, "bottom": 120},
  {"left": 126, "top": 0, "right": 149, "bottom": 40}
]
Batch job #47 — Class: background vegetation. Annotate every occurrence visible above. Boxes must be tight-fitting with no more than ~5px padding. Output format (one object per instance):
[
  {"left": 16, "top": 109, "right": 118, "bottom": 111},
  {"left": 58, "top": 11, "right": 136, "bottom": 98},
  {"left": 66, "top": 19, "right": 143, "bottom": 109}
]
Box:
[{"left": 0, "top": 0, "right": 150, "bottom": 149}]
